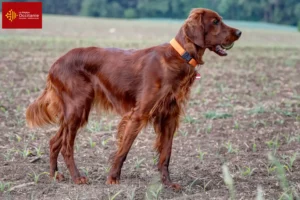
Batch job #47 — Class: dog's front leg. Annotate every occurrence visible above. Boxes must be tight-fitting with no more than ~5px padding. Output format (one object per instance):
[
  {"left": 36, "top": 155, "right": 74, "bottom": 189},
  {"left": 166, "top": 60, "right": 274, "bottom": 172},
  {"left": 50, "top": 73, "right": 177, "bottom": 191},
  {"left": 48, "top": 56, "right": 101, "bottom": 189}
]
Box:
[
  {"left": 154, "top": 113, "right": 181, "bottom": 190},
  {"left": 106, "top": 111, "right": 146, "bottom": 184}
]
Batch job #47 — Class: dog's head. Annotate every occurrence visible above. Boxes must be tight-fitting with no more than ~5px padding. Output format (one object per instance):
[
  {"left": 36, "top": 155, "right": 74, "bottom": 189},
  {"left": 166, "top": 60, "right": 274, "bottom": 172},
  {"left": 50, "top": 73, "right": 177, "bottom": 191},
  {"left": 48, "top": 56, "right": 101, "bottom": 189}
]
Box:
[{"left": 184, "top": 8, "right": 241, "bottom": 56}]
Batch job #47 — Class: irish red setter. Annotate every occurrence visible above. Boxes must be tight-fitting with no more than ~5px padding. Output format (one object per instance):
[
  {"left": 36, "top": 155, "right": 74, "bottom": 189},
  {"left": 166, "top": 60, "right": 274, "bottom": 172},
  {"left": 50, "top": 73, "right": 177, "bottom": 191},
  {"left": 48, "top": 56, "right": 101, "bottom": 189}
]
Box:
[{"left": 26, "top": 8, "right": 241, "bottom": 189}]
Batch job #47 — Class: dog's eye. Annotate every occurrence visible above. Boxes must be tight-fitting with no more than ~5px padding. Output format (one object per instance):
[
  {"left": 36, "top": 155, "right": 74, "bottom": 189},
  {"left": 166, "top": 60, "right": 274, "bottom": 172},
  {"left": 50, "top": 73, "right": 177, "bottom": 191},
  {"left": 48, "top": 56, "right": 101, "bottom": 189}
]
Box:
[{"left": 213, "top": 19, "right": 219, "bottom": 25}]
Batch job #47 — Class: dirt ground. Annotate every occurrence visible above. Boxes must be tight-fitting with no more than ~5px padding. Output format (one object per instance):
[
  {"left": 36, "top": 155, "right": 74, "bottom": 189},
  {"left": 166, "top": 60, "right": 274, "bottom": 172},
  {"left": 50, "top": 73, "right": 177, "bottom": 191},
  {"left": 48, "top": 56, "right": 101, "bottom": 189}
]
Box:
[{"left": 0, "top": 16, "right": 300, "bottom": 199}]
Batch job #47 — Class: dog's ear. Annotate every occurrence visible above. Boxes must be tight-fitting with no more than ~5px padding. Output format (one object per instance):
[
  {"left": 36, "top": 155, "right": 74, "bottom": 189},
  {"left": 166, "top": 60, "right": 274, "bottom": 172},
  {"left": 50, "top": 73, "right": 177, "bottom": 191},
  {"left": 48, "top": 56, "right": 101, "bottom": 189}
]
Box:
[{"left": 184, "top": 10, "right": 205, "bottom": 47}]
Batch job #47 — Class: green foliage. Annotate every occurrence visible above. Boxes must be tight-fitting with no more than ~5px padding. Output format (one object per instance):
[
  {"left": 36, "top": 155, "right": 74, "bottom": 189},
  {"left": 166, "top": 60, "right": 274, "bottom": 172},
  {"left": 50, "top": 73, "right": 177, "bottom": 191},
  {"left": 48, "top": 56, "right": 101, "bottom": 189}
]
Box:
[
  {"left": 204, "top": 111, "right": 232, "bottom": 120},
  {"left": 222, "top": 165, "right": 235, "bottom": 200},
  {"left": 239, "top": 166, "right": 257, "bottom": 177},
  {"left": 108, "top": 190, "right": 123, "bottom": 200},
  {"left": 267, "top": 154, "right": 299, "bottom": 199},
  {"left": 196, "top": 147, "right": 207, "bottom": 161},
  {"left": 0, "top": 181, "right": 11, "bottom": 193},
  {"left": 183, "top": 115, "right": 196, "bottom": 124},
  {"left": 1, "top": 0, "right": 299, "bottom": 25},
  {"left": 223, "top": 141, "right": 238, "bottom": 154},
  {"left": 146, "top": 183, "right": 163, "bottom": 200},
  {"left": 80, "top": 0, "right": 107, "bottom": 17},
  {"left": 28, "top": 171, "right": 48, "bottom": 184},
  {"left": 107, "top": 2, "right": 123, "bottom": 18},
  {"left": 124, "top": 8, "right": 137, "bottom": 19}
]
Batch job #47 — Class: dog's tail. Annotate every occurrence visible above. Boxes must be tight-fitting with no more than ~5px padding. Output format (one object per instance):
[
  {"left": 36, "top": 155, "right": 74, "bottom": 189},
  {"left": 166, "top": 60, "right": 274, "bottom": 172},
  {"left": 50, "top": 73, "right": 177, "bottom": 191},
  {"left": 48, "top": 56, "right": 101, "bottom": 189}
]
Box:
[{"left": 26, "top": 77, "right": 63, "bottom": 128}]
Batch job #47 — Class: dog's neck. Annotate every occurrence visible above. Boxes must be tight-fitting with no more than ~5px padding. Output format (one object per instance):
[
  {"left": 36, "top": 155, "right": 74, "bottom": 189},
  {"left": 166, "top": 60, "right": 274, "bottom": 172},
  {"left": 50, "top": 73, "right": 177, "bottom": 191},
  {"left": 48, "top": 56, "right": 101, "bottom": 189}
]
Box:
[{"left": 175, "top": 28, "right": 205, "bottom": 65}]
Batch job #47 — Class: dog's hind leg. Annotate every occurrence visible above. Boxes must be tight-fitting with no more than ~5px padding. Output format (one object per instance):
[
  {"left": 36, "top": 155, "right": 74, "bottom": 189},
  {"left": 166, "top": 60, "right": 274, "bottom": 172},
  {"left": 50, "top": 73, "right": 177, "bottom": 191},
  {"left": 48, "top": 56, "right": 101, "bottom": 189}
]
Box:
[
  {"left": 59, "top": 76, "right": 94, "bottom": 184},
  {"left": 61, "top": 120, "right": 88, "bottom": 184},
  {"left": 60, "top": 97, "right": 93, "bottom": 184},
  {"left": 49, "top": 126, "right": 64, "bottom": 181}
]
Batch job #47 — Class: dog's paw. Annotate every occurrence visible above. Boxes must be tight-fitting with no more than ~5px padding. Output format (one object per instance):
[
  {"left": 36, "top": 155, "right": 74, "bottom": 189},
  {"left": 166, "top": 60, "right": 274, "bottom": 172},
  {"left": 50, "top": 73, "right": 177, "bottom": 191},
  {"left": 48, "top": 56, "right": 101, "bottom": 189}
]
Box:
[
  {"left": 50, "top": 172, "right": 65, "bottom": 182},
  {"left": 106, "top": 176, "right": 120, "bottom": 185},
  {"left": 163, "top": 181, "right": 182, "bottom": 191},
  {"left": 169, "top": 183, "right": 182, "bottom": 191},
  {"left": 74, "top": 176, "right": 88, "bottom": 184}
]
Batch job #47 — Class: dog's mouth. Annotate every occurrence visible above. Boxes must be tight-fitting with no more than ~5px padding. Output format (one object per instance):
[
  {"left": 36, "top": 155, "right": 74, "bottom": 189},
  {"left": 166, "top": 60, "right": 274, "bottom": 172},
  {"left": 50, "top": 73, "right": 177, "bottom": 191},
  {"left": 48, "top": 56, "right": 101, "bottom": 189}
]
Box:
[{"left": 209, "top": 43, "right": 234, "bottom": 56}]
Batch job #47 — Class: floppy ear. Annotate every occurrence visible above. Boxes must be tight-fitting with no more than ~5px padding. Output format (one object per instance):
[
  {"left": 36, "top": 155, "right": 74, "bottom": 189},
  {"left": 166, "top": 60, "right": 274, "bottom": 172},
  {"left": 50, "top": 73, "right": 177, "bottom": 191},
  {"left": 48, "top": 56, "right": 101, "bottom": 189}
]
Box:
[{"left": 184, "top": 11, "right": 205, "bottom": 47}]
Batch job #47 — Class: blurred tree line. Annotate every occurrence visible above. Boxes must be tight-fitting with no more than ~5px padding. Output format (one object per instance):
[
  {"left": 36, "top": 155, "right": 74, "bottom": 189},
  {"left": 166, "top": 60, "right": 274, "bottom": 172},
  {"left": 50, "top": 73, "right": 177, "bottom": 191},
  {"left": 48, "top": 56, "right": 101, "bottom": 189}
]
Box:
[{"left": 1, "top": 0, "right": 300, "bottom": 26}]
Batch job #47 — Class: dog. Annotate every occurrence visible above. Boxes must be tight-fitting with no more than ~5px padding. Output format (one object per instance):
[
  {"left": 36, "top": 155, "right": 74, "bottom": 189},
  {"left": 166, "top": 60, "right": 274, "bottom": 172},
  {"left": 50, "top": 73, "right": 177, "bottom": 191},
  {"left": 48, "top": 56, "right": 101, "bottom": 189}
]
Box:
[{"left": 26, "top": 8, "right": 241, "bottom": 189}]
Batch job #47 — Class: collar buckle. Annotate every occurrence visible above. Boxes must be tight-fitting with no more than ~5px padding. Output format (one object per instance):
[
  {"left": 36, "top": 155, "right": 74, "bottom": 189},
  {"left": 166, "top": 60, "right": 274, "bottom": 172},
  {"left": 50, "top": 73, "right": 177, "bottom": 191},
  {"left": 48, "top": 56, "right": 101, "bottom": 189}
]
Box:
[
  {"left": 181, "top": 51, "right": 192, "bottom": 62},
  {"left": 170, "top": 38, "right": 198, "bottom": 67}
]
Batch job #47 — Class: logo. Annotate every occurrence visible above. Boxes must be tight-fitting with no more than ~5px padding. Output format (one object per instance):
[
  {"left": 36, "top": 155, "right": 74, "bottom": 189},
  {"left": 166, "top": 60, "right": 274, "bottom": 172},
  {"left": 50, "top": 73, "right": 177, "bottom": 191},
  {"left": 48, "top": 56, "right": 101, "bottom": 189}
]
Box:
[
  {"left": 5, "top": 9, "right": 18, "bottom": 22},
  {"left": 2, "top": 2, "right": 42, "bottom": 29}
]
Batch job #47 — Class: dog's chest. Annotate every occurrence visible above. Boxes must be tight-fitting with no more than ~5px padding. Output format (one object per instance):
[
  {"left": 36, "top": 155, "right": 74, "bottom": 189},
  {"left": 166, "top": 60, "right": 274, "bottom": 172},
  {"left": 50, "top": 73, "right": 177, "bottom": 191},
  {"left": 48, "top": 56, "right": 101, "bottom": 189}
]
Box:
[
  {"left": 157, "top": 73, "right": 196, "bottom": 116},
  {"left": 174, "top": 71, "right": 196, "bottom": 103}
]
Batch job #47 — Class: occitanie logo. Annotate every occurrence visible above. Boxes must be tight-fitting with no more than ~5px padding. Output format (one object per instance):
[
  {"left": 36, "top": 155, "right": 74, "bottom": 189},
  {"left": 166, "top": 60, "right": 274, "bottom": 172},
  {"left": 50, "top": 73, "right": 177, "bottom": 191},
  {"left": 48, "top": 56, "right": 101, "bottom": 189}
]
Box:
[
  {"left": 5, "top": 9, "right": 18, "bottom": 22},
  {"left": 2, "top": 2, "right": 42, "bottom": 29}
]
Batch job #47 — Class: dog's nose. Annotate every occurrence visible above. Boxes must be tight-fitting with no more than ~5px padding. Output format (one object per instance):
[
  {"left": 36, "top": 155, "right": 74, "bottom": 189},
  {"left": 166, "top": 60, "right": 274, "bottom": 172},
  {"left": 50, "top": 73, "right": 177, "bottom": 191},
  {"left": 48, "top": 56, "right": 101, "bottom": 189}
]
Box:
[{"left": 235, "top": 30, "right": 242, "bottom": 38}]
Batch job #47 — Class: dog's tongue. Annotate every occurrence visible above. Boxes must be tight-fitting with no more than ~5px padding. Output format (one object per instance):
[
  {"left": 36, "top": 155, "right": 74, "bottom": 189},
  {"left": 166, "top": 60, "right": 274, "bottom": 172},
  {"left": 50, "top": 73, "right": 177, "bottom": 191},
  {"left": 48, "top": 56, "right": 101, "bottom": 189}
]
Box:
[{"left": 215, "top": 45, "right": 227, "bottom": 56}]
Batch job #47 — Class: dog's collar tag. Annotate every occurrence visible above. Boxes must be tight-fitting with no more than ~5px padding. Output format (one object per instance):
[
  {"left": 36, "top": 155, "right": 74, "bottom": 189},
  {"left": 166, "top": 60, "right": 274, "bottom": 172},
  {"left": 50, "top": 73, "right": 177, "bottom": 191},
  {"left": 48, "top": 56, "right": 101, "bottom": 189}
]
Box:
[{"left": 170, "top": 38, "right": 198, "bottom": 67}]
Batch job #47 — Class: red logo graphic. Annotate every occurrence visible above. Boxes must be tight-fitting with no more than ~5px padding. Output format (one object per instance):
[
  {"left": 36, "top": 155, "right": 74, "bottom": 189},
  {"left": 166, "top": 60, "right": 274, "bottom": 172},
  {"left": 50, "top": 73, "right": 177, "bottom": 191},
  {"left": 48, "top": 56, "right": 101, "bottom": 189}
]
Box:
[{"left": 2, "top": 2, "right": 42, "bottom": 29}]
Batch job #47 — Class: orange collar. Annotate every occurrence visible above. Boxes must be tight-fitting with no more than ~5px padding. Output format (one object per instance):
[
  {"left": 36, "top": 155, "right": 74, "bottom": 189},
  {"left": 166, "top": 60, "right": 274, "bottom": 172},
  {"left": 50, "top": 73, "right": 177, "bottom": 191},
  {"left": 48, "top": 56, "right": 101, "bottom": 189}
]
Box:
[{"left": 170, "top": 38, "right": 198, "bottom": 67}]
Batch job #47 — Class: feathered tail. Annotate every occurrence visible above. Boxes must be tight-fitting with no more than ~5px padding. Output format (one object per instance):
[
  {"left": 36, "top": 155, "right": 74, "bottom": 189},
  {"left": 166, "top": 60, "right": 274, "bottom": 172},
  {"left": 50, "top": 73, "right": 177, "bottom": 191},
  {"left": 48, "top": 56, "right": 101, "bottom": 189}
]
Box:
[{"left": 26, "top": 78, "right": 63, "bottom": 127}]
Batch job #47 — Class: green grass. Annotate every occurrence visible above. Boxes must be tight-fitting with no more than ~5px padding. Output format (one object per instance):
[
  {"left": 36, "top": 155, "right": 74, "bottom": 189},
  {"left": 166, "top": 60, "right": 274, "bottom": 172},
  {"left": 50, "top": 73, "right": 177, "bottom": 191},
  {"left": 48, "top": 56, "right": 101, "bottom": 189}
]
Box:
[{"left": 204, "top": 111, "right": 233, "bottom": 119}]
